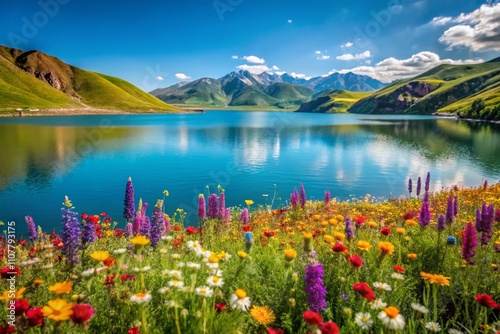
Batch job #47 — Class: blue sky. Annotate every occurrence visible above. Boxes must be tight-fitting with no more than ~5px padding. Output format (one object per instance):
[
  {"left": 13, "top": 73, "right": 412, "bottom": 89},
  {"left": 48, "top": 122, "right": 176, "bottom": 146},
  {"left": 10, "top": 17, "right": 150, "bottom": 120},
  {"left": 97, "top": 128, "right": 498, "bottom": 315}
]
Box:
[{"left": 1, "top": 0, "right": 499, "bottom": 90}]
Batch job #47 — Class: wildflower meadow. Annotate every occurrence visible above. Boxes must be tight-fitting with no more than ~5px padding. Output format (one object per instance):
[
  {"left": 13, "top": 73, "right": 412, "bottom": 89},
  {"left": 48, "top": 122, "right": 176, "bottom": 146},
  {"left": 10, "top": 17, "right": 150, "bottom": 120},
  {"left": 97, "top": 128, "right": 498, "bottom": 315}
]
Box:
[{"left": 1, "top": 175, "right": 499, "bottom": 333}]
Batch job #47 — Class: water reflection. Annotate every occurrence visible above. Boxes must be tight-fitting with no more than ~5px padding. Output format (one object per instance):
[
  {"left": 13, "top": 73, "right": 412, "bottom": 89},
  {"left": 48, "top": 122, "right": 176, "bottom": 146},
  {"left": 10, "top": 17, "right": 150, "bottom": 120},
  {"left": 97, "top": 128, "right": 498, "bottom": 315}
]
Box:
[{"left": 0, "top": 112, "right": 499, "bottom": 232}]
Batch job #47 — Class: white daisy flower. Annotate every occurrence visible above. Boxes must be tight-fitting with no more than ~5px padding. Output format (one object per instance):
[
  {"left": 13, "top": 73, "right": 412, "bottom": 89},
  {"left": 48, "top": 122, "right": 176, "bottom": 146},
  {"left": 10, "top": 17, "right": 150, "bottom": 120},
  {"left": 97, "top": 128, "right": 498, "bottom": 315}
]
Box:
[
  {"left": 378, "top": 306, "right": 405, "bottom": 330},
  {"left": 162, "top": 235, "right": 173, "bottom": 241},
  {"left": 187, "top": 240, "right": 201, "bottom": 250},
  {"left": 168, "top": 280, "right": 185, "bottom": 289},
  {"left": 130, "top": 292, "right": 152, "bottom": 303},
  {"left": 354, "top": 312, "right": 373, "bottom": 330},
  {"left": 230, "top": 289, "right": 251, "bottom": 312},
  {"left": 206, "top": 262, "right": 219, "bottom": 270},
  {"left": 177, "top": 261, "right": 186, "bottom": 268},
  {"left": 425, "top": 322, "right": 442, "bottom": 332},
  {"left": 411, "top": 303, "right": 429, "bottom": 314},
  {"left": 81, "top": 268, "right": 98, "bottom": 277},
  {"left": 391, "top": 273, "right": 405, "bottom": 280},
  {"left": 113, "top": 248, "right": 127, "bottom": 254},
  {"left": 158, "top": 287, "right": 170, "bottom": 295},
  {"left": 195, "top": 286, "right": 214, "bottom": 297},
  {"left": 373, "top": 282, "right": 392, "bottom": 291},
  {"left": 186, "top": 262, "right": 201, "bottom": 270},
  {"left": 171, "top": 253, "right": 181, "bottom": 259},
  {"left": 207, "top": 275, "right": 224, "bottom": 287},
  {"left": 163, "top": 270, "right": 183, "bottom": 279},
  {"left": 370, "top": 299, "right": 387, "bottom": 310}
]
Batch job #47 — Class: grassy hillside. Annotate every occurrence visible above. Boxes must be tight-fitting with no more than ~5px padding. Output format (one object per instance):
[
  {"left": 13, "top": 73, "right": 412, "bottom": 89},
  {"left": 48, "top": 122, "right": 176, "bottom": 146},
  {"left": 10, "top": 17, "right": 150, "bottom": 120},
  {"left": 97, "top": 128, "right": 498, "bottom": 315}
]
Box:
[
  {"left": 296, "top": 90, "right": 371, "bottom": 113},
  {"left": 0, "top": 45, "right": 178, "bottom": 112},
  {"left": 349, "top": 59, "right": 500, "bottom": 116},
  {"left": 265, "top": 82, "right": 315, "bottom": 101}
]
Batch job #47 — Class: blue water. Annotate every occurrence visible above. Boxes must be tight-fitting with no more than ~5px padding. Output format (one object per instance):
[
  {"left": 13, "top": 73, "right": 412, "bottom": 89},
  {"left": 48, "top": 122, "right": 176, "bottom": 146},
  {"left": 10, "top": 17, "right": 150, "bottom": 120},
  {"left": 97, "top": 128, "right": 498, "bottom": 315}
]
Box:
[{"left": 1, "top": 111, "right": 499, "bottom": 234}]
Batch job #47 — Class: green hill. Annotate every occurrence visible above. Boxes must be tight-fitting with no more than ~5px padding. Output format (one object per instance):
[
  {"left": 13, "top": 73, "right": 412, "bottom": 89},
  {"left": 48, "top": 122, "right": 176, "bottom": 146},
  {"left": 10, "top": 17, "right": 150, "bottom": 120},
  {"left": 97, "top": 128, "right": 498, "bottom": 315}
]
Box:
[
  {"left": 0, "top": 45, "right": 178, "bottom": 113},
  {"left": 348, "top": 58, "right": 500, "bottom": 119},
  {"left": 296, "top": 90, "right": 371, "bottom": 113}
]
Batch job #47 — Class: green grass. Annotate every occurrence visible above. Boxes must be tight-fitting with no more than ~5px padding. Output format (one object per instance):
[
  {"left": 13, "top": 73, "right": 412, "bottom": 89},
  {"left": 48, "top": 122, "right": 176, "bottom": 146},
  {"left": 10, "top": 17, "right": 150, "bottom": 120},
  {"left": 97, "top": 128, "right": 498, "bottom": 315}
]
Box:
[{"left": 297, "top": 90, "right": 371, "bottom": 113}]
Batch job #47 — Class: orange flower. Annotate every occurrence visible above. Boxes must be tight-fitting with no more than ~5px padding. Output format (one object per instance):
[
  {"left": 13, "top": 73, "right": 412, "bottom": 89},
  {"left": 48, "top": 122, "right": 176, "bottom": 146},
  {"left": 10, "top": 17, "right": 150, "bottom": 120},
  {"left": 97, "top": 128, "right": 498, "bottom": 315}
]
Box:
[
  {"left": 408, "top": 253, "right": 417, "bottom": 259},
  {"left": 49, "top": 281, "right": 73, "bottom": 294},
  {"left": 378, "top": 241, "right": 395, "bottom": 255}
]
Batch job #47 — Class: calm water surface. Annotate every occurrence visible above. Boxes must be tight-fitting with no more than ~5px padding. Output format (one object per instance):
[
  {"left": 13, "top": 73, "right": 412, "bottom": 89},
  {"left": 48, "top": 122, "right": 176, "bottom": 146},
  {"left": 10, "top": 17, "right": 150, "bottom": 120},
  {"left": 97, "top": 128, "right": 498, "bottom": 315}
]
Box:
[{"left": 1, "top": 111, "right": 499, "bottom": 233}]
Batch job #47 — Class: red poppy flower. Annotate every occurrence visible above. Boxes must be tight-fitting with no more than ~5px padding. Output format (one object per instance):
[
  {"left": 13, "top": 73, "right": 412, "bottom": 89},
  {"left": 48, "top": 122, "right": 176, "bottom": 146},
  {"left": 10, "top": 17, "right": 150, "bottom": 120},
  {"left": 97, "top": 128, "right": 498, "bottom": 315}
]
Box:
[
  {"left": 104, "top": 217, "right": 112, "bottom": 224},
  {"left": 173, "top": 225, "right": 182, "bottom": 231},
  {"left": 321, "top": 322, "right": 340, "bottom": 334},
  {"left": 355, "top": 215, "right": 365, "bottom": 226},
  {"left": 81, "top": 213, "right": 88, "bottom": 220},
  {"left": 185, "top": 226, "right": 199, "bottom": 234},
  {"left": 100, "top": 212, "right": 107, "bottom": 217},
  {"left": 264, "top": 230, "right": 276, "bottom": 237},
  {"left": 381, "top": 227, "right": 391, "bottom": 236},
  {"left": 104, "top": 258, "right": 116, "bottom": 267},
  {"left": 393, "top": 265, "right": 405, "bottom": 273},
  {"left": 128, "top": 327, "right": 140, "bottom": 334},
  {"left": 0, "top": 266, "right": 21, "bottom": 279},
  {"left": 18, "top": 239, "right": 27, "bottom": 247},
  {"left": 242, "top": 225, "right": 253, "bottom": 232},
  {"left": 15, "top": 299, "right": 30, "bottom": 315},
  {"left": 71, "top": 304, "right": 95, "bottom": 324},
  {"left": 120, "top": 273, "right": 137, "bottom": 281},
  {"left": 172, "top": 240, "right": 183, "bottom": 247},
  {"left": 476, "top": 294, "right": 498, "bottom": 308},
  {"left": 403, "top": 211, "right": 417, "bottom": 220},
  {"left": 87, "top": 215, "right": 100, "bottom": 224},
  {"left": 26, "top": 307, "right": 44, "bottom": 327},
  {"left": 302, "top": 310, "right": 322, "bottom": 326},
  {"left": 215, "top": 303, "right": 227, "bottom": 312},
  {"left": 349, "top": 254, "right": 363, "bottom": 268},
  {"left": 104, "top": 274, "right": 116, "bottom": 287},
  {"left": 267, "top": 328, "right": 285, "bottom": 334},
  {"left": 114, "top": 229, "right": 124, "bottom": 238},
  {"left": 332, "top": 242, "right": 348, "bottom": 253},
  {"left": 353, "top": 282, "right": 376, "bottom": 301},
  {"left": 0, "top": 325, "right": 15, "bottom": 333}
]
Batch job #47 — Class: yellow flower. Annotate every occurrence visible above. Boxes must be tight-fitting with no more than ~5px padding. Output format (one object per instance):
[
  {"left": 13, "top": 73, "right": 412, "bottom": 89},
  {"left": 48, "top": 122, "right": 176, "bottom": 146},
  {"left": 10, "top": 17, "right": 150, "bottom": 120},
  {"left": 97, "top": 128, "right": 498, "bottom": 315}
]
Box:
[
  {"left": 245, "top": 200, "right": 254, "bottom": 206},
  {"left": 34, "top": 279, "right": 43, "bottom": 286},
  {"left": 336, "top": 214, "right": 344, "bottom": 222},
  {"left": 378, "top": 241, "right": 395, "bottom": 255},
  {"left": 250, "top": 305, "right": 276, "bottom": 326},
  {"left": 90, "top": 250, "right": 110, "bottom": 262},
  {"left": 329, "top": 218, "right": 338, "bottom": 225},
  {"left": 320, "top": 220, "right": 329, "bottom": 227},
  {"left": 0, "top": 287, "right": 26, "bottom": 300},
  {"left": 357, "top": 240, "right": 372, "bottom": 251},
  {"left": 408, "top": 253, "right": 417, "bottom": 259},
  {"left": 163, "top": 190, "right": 169, "bottom": 197},
  {"left": 421, "top": 272, "right": 451, "bottom": 286},
  {"left": 42, "top": 299, "right": 74, "bottom": 322},
  {"left": 238, "top": 251, "right": 248, "bottom": 259},
  {"left": 368, "top": 221, "right": 378, "bottom": 228},
  {"left": 217, "top": 251, "right": 229, "bottom": 260},
  {"left": 131, "top": 235, "right": 150, "bottom": 246},
  {"left": 405, "top": 219, "right": 418, "bottom": 227},
  {"left": 284, "top": 248, "right": 297, "bottom": 261},
  {"left": 208, "top": 253, "right": 220, "bottom": 264},
  {"left": 303, "top": 232, "right": 313, "bottom": 239},
  {"left": 324, "top": 235, "right": 334, "bottom": 244},
  {"left": 313, "top": 214, "right": 321, "bottom": 220},
  {"left": 49, "top": 281, "right": 73, "bottom": 294},
  {"left": 63, "top": 196, "right": 72, "bottom": 208},
  {"left": 334, "top": 232, "right": 345, "bottom": 241},
  {"left": 396, "top": 228, "right": 406, "bottom": 235}
]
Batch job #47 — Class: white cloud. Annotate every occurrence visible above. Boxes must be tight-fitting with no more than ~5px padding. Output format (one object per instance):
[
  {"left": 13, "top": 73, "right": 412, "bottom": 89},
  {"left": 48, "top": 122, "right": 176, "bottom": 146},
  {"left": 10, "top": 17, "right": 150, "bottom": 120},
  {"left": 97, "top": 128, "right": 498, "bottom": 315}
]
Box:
[
  {"left": 231, "top": 55, "right": 239, "bottom": 59},
  {"left": 317, "top": 55, "right": 331, "bottom": 60},
  {"left": 290, "top": 72, "right": 311, "bottom": 80},
  {"left": 329, "top": 51, "right": 483, "bottom": 82},
  {"left": 341, "top": 42, "right": 353, "bottom": 48},
  {"left": 336, "top": 50, "right": 371, "bottom": 61},
  {"left": 175, "top": 73, "right": 191, "bottom": 80},
  {"left": 288, "top": 19, "right": 293, "bottom": 23},
  {"left": 236, "top": 64, "right": 271, "bottom": 74},
  {"left": 431, "top": 16, "right": 452, "bottom": 26},
  {"left": 272, "top": 65, "right": 280, "bottom": 70},
  {"left": 315, "top": 50, "right": 322, "bottom": 54},
  {"left": 438, "top": 3, "right": 500, "bottom": 51},
  {"left": 275, "top": 71, "right": 286, "bottom": 75},
  {"left": 242, "top": 55, "right": 266, "bottom": 64},
  {"left": 155, "top": 76, "right": 164, "bottom": 81}
]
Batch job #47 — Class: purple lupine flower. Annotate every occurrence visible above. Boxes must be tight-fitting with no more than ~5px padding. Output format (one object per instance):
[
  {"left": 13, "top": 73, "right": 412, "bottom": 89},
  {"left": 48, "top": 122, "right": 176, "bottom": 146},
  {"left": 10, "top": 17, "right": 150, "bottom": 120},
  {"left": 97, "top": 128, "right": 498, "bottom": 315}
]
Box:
[
  {"left": 475, "top": 208, "right": 482, "bottom": 232},
  {"left": 416, "top": 177, "right": 422, "bottom": 197},
  {"left": 81, "top": 221, "right": 96, "bottom": 246},
  {"left": 408, "top": 178, "right": 413, "bottom": 196},
  {"left": 462, "top": 222, "right": 478, "bottom": 264},
  {"left": 423, "top": 191, "right": 429, "bottom": 203},
  {"left": 198, "top": 194, "right": 206, "bottom": 220},
  {"left": 123, "top": 177, "right": 135, "bottom": 221},
  {"left": 345, "top": 217, "right": 354, "bottom": 239},
  {"left": 164, "top": 214, "right": 171, "bottom": 234},
  {"left": 290, "top": 188, "right": 299, "bottom": 208},
  {"left": 299, "top": 183, "right": 306, "bottom": 207},
  {"left": 240, "top": 208, "right": 249, "bottom": 224},
  {"left": 208, "top": 194, "right": 218, "bottom": 219},
  {"left": 132, "top": 208, "right": 144, "bottom": 236},
  {"left": 445, "top": 195, "right": 454, "bottom": 224},
  {"left": 60, "top": 202, "right": 81, "bottom": 264},
  {"left": 223, "top": 208, "right": 231, "bottom": 224},
  {"left": 324, "top": 191, "right": 331, "bottom": 205},
  {"left": 304, "top": 262, "right": 328, "bottom": 312},
  {"left": 419, "top": 201, "right": 431, "bottom": 227},
  {"left": 483, "top": 180, "right": 488, "bottom": 190},
  {"left": 437, "top": 214, "right": 446, "bottom": 231},
  {"left": 140, "top": 210, "right": 151, "bottom": 238},
  {"left": 453, "top": 196, "right": 459, "bottom": 216},
  {"left": 425, "top": 172, "right": 431, "bottom": 192},
  {"left": 150, "top": 202, "right": 165, "bottom": 247},
  {"left": 24, "top": 216, "right": 37, "bottom": 242},
  {"left": 477, "top": 203, "right": 494, "bottom": 245},
  {"left": 124, "top": 223, "right": 133, "bottom": 238},
  {"left": 218, "top": 192, "right": 226, "bottom": 218}
]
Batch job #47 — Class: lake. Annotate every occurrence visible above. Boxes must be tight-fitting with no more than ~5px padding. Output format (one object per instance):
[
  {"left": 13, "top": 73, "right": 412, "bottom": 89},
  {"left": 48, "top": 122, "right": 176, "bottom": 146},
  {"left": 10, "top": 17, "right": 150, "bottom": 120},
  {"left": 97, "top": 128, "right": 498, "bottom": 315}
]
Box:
[{"left": 1, "top": 111, "right": 499, "bottom": 234}]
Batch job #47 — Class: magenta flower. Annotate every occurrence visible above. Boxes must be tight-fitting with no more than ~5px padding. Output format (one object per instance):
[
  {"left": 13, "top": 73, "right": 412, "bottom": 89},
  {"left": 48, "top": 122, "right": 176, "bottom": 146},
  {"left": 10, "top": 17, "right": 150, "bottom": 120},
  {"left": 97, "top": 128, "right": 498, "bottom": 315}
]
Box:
[
  {"left": 123, "top": 177, "right": 135, "bottom": 222},
  {"left": 324, "top": 190, "right": 331, "bottom": 204},
  {"left": 208, "top": 194, "right": 218, "bottom": 219},
  {"left": 240, "top": 208, "right": 249, "bottom": 224},
  {"left": 462, "top": 222, "right": 478, "bottom": 264},
  {"left": 299, "top": 183, "right": 306, "bottom": 207},
  {"left": 304, "top": 262, "right": 327, "bottom": 312},
  {"left": 198, "top": 194, "right": 206, "bottom": 220},
  {"left": 419, "top": 201, "right": 431, "bottom": 227}
]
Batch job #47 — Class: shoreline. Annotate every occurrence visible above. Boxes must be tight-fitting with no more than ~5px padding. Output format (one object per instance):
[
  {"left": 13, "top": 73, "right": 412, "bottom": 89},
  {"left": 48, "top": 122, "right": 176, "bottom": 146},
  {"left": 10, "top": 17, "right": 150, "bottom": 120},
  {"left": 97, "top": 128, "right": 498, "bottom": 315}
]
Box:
[
  {"left": 0, "top": 107, "right": 193, "bottom": 117},
  {"left": 432, "top": 112, "right": 500, "bottom": 124}
]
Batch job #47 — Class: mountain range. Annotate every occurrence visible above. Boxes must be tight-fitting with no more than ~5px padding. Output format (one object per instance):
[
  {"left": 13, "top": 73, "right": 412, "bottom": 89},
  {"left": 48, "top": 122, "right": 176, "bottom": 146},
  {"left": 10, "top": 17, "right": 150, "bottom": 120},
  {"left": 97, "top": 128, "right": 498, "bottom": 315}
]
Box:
[
  {"left": 0, "top": 45, "right": 177, "bottom": 113},
  {"left": 151, "top": 70, "right": 386, "bottom": 109}
]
